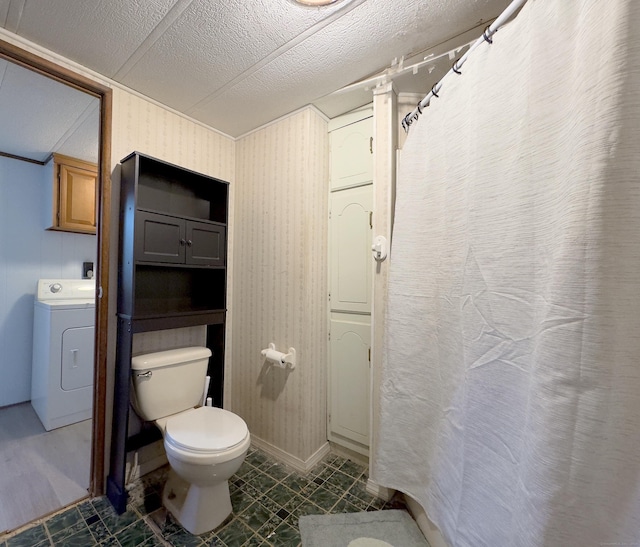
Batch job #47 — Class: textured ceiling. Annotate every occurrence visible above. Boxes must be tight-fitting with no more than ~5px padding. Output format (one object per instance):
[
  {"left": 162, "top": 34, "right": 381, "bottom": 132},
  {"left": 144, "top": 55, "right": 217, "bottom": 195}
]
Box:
[
  {"left": 0, "top": 0, "right": 512, "bottom": 138},
  {"left": 0, "top": 58, "right": 99, "bottom": 163}
]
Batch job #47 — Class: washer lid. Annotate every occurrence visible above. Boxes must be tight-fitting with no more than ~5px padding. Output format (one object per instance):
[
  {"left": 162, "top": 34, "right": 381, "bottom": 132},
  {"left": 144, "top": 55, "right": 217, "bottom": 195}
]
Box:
[
  {"left": 165, "top": 407, "right": 248, "bottom": 453},
  {"left": 35, "top": 299, "right": 95, "bottom": 310}
]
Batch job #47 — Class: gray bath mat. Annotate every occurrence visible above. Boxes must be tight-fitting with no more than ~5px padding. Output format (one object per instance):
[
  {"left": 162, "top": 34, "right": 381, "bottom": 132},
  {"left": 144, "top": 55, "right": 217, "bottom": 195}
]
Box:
[{"left": 299, "top": 510, "right": 429, "bottom": 547}]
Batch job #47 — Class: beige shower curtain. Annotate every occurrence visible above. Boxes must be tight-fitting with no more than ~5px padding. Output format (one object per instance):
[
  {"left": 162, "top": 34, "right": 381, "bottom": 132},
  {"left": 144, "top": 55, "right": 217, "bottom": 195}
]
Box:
[{"left": 374, "top": 1, "right": 640, "bottom": 545}]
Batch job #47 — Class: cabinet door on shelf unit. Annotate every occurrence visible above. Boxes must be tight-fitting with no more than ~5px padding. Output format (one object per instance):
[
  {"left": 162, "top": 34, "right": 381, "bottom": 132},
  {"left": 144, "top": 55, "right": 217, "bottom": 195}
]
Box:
[
  {"left": 186, "top": 221, "right": 225, "bottom": 266},
  {"left": 135, "top": 210, "right": 185, "bottom": 263}
]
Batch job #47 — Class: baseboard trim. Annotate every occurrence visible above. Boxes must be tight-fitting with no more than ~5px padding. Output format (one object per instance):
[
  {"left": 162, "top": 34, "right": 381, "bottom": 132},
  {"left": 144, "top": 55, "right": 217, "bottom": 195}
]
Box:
[
  {"left": 250, "top": 436, "right": 330, "bottom": 474},
  {"left": 365, "top": 478, "right": 394, "bottom": 501}
]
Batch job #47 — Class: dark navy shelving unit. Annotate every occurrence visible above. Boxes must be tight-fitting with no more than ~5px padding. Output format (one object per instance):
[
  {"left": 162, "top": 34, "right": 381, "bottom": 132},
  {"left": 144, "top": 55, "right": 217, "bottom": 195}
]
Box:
[{"left": 107, "top": 152, "right": 229, "bottom": 513}]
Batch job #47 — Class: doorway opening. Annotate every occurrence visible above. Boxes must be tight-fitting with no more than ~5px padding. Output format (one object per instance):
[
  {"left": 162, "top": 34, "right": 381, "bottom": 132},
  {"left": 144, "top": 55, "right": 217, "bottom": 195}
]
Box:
[{"left": 0, "top": 38, "right": 111, "bottom": 533}]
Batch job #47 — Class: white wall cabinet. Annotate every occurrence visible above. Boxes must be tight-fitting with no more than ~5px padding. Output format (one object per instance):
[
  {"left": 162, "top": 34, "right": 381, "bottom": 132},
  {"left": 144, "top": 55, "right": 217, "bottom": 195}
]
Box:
[
  {"left": 328, "top": 107, "right": 373, "bottom": 456},
  {"left": 329, "top": 115, "right": 373, "bottom": 191}
]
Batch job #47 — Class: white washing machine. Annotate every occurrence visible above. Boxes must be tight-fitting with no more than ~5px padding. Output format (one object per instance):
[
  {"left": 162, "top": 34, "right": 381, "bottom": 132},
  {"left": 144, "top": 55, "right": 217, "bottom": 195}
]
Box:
[{"left": 32, "top": 279, "right": 95, "bottom": 431}]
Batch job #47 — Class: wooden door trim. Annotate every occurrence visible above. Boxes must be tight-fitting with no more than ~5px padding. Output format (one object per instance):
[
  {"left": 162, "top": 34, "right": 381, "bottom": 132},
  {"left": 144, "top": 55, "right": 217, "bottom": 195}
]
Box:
[{"left": 0, "top": 38, "right": 112, "bottom": 497}]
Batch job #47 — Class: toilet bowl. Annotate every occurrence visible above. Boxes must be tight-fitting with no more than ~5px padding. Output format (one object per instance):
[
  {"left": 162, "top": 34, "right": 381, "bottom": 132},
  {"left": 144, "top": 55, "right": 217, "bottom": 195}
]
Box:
[{"left": 131, "top": 347, "right": 250, "bottom": 535}]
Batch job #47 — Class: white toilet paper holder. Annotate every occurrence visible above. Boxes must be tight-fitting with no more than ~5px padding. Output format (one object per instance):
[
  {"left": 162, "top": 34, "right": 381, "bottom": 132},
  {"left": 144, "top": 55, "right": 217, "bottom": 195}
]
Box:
[{"left": 261, "top": 343, "right": 296, "bottom": 370}]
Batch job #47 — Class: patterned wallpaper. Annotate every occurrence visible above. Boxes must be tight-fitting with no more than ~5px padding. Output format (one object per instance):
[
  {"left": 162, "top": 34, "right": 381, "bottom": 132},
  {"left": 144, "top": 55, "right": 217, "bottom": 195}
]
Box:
[
  {"left": 131, "top": 326, "right": 207, "bottom": 357},
  {"left": 110, "top": 88, "right": 236, "bottom": 180},
  {"left": 232, "top": 108, "right": 329, "bottom": 464}
]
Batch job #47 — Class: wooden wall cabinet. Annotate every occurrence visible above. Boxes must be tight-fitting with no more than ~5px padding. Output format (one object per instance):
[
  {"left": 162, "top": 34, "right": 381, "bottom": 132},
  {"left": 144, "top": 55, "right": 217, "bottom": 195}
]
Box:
[
  {"left": 107, "top": 152, "right": 229, "bottom": 513},
  {"left": 50, "top": 153, "right": 97, "bottom": 234}
]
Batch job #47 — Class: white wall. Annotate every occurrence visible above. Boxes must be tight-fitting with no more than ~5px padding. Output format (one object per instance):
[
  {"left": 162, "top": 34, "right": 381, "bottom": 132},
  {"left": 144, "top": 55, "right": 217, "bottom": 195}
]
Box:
[{"left": 0, "top": 156, "right": 96, "bottom": 407}]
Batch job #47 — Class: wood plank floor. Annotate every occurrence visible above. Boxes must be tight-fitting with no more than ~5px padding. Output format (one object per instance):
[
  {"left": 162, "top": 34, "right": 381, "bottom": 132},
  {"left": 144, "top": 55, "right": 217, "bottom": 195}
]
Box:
[{"left": 0, "top": 402, "right": 91, "bottom": 533}]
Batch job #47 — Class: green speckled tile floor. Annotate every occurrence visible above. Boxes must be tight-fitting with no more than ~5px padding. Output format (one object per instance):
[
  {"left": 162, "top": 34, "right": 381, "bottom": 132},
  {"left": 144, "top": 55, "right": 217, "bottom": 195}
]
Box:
[{"left": 0, "top": 448, "right": 407, "bottom": 546}]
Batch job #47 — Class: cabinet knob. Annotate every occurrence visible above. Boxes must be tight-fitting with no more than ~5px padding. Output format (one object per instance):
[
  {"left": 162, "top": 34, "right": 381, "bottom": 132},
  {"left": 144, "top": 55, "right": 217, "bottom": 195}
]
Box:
[
  {"left": 186, "top": 240, "right": 193, "bottom": 246},
  {"left": 180, "top": 238, "right": 186, "bottom": 246}
]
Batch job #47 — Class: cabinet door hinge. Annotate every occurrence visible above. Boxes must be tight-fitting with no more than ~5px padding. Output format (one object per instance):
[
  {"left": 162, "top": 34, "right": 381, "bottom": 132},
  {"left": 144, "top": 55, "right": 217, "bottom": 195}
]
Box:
[
  {"left": 328, "top": 330, "right": 331, "bottom": 341},
  {"left": 328, "top": 291, "right": 331, "bottom": 302}
]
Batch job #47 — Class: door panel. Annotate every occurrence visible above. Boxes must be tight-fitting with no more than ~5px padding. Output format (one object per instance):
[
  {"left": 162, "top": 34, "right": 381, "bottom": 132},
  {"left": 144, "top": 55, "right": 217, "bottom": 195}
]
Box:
[
  {"left": 135, "top": 210, "right": 185, "bottom": 263},
  {"left": 186, "top": 221, "right": 225, "bottom": 266},
  {"left": 330, "top": 116, "right": 373, "bottom": 190},
  {"left": 61, "top": 326, "right": 95, "bottom": 391},
  {"left": 329, "top": 316, "right": 370, "bottom": 447},
  {"left": 59, "top": 164, "right": 97, "bottom": 232},
  {"left": 330, "top": 185, "right": 373, "bottom": 314}
]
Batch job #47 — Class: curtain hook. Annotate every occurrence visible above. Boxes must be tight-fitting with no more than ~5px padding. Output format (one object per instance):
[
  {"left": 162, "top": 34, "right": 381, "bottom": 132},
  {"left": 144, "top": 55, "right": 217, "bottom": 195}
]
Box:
[
  {"left": 452, "top": 60, "right": 462, "bottom": 75},
  {"left": 431, "top": 85, "right": 439, "bottom": 98}
]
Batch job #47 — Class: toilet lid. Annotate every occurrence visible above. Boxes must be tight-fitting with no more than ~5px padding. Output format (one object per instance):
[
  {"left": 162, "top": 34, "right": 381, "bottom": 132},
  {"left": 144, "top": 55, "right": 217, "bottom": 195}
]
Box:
[{"left": 165, "top": 407, "right": 248, "bottom": 453}]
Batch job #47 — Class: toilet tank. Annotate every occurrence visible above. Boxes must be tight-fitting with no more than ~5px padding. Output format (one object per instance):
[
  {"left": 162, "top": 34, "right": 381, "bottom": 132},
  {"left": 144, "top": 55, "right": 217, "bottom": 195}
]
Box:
[{"left": 131, "top": 346, "right": 211, "bottom": 421}]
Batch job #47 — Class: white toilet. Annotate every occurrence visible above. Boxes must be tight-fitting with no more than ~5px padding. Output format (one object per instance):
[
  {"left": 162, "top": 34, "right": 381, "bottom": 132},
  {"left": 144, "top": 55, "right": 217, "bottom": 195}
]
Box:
[{"left": 131, "top": 346, "right": 250, "bottom": 535}]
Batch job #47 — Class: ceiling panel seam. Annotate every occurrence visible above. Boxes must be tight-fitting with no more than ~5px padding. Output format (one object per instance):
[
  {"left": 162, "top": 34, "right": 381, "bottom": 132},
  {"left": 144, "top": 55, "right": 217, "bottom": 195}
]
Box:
[
  {"left": 47, "top": 101, "right": 99, "bottom": 162},
  {"left": 0, "top": 2, "right": 8, "bottom": 28},
  {"left": 4, "top": 0, "right": 25, "bottom": 34},
  {"left": 113, "top": 0, "right": 194, "bottom": 80},
  {"left": 0, "top": 58, "right": 7, "bottom": 89},
  {"left": 185, "top": 0, "right": 369, "bottom": 115}
]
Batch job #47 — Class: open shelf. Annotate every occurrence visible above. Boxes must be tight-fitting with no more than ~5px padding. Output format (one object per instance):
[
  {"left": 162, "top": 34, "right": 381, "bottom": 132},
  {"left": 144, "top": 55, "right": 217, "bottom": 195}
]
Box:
[
  {"left": 134, "top": 153, "right": 228, "bottom": 223},
  {"left": 133, "top": 265, "right": 225, "bottom": 317}
]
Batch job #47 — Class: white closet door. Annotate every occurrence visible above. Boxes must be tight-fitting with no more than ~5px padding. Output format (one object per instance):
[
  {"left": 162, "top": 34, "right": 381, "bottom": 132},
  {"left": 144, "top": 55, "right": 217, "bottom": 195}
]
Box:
[
  {"left": 329, "top": 313, "right": 370, "bottom": 448},
  {"left": 330, "top": 185, "right": 373, "bottom": 314},
  {"left": 330, "top": 116, "right": 373, "bottom": 190}
]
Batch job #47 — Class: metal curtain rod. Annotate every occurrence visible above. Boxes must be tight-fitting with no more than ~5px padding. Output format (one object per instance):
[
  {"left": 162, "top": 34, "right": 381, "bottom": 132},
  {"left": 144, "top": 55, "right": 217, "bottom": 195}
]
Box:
[{"left": 401, "top": 0, "right": 528, "bottom": 132}]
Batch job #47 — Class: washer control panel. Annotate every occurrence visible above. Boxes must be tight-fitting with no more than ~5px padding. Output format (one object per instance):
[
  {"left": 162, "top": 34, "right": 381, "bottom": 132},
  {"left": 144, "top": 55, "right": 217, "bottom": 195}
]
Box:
[{"left": 37, "top": 279, "right": 96, "bottom": 302}]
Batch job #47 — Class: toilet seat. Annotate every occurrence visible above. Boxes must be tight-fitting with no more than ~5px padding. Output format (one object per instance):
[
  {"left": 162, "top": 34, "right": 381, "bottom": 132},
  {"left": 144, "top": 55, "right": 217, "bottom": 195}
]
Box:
[
  {"left": 160, "top": 406, "right": 250, "bottom": 466},
  {"left": 165, "top": 406, "right": 248, "bottom": 453}
]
